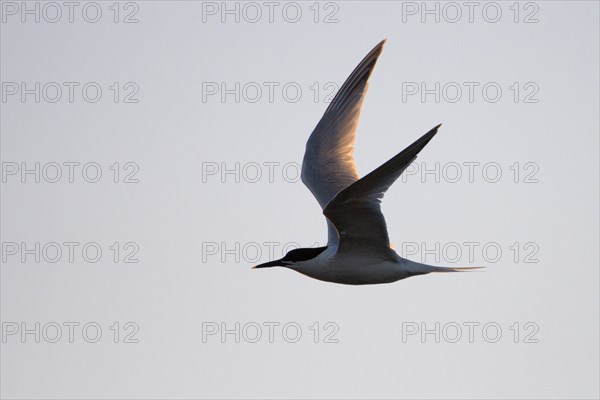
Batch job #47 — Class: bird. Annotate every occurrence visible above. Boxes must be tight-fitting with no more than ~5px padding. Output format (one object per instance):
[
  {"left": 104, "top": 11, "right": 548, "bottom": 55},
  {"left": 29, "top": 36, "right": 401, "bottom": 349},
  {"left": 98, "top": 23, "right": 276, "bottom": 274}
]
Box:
[{"left": 253, "top": 39, "right": 482, "bottom": 285}]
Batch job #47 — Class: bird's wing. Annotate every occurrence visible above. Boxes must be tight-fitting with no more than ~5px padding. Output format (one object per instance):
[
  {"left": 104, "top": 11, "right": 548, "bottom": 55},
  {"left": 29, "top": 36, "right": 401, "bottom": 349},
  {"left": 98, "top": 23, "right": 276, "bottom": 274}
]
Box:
[
  {"left": 301, "top": 40, "right": 386, "bottom": 244},
  {"left": 323, "top": 125, "right": 441, "bottom": 253}
]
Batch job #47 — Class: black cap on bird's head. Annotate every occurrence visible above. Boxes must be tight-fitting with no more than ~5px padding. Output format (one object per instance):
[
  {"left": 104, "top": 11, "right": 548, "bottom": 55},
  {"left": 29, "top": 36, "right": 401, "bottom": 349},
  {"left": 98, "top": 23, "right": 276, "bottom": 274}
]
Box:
[{"left": 252, "top": 246, "right": 327, "bottom": 269}]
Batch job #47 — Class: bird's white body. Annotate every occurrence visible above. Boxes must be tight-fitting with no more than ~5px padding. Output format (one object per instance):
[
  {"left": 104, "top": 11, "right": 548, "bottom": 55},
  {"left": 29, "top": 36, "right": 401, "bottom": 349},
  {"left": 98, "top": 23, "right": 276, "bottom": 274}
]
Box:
[
  {"left": 293, "top": 252, "right": 410, "bottom": 285},
  {"left": 289, "top": 244, "right": 451, "bottom": 285},
  {"left": 254, "top": 40, "right": 481, "bottom": 284}
]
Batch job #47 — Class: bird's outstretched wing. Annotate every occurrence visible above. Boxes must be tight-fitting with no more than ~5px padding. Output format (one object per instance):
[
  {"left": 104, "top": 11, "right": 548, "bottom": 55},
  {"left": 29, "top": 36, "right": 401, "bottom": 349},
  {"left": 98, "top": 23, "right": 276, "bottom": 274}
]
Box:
[
  {"left": 301, "top": 39, "right": 386, "bottom": 244},
  {"left": 323, "top": 125, "right": 441, "bottom": 252}
]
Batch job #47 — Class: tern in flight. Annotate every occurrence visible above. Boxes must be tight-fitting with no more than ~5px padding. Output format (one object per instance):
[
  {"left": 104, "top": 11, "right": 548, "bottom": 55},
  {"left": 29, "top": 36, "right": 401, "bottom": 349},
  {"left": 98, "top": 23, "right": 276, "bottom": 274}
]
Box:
[{"left": 254, "top": 39, "right": 480, "bottom": 285}]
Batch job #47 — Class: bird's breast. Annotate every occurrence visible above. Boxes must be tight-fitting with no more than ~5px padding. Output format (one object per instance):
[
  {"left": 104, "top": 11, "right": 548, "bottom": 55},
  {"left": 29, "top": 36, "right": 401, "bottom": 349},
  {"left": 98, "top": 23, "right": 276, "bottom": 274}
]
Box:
[{"left": 295, "top": 256, "right": 408, "bottom": 285}]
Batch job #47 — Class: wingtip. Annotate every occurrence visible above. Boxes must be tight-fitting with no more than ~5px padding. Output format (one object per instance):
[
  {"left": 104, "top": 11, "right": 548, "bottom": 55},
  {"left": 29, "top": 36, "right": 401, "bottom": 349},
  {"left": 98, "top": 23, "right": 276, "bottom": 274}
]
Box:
[
  {"left": 367, "top": 39, "right": 387, "bottom": 59},
  {"left": 428, "top": 123, "right": 443, "bottom": 137},
  {"left": 362, "top": 39, "right": 386, "bottom": 62},
  {"left": 422, "top": 123, "right": 442, "bottom": 140},
  {"left": 374, "top": 38, "right": 387, "bottom": 53}
]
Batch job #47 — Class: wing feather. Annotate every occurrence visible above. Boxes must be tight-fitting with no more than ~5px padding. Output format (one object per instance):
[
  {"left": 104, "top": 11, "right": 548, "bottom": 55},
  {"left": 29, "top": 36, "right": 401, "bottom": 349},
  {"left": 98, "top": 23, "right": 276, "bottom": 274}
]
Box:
[
  {"left": 301, "top": 39, "right": 387, "bottom": 243},
  {"left": 323, "top": 125, "right": 441, "bottom": 251}
]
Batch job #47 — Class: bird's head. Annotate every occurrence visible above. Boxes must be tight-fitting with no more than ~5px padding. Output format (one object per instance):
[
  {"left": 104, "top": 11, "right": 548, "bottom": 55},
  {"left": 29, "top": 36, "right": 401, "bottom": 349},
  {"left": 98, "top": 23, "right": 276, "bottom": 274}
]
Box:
[{"left": 252, "top": 246, "right": 327, "bottom": 269}]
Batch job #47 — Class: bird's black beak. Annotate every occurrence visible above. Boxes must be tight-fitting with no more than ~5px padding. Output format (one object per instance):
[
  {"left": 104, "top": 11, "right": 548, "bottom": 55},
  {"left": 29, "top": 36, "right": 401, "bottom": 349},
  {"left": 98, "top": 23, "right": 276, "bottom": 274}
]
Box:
[{"left": 252, "top": 259, "right": 284, "bottom": 269}]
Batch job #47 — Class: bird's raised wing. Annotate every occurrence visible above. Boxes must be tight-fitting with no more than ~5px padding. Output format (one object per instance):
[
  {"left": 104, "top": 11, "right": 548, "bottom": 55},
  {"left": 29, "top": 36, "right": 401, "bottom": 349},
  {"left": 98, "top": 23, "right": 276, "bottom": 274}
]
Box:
[
  {"left": 323, "top": 125, "right": 441, "bottom": 252},
  {"left": 301, "top": 39, "right": 386, "bottom": 244}
]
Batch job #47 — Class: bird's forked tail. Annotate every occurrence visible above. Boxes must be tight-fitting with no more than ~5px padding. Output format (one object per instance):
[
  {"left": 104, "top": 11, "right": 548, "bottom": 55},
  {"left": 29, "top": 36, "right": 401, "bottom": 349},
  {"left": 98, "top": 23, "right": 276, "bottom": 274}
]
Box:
[{"left": 426, "top": 266, "right": 485, "bottom": 273}]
